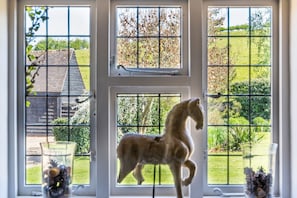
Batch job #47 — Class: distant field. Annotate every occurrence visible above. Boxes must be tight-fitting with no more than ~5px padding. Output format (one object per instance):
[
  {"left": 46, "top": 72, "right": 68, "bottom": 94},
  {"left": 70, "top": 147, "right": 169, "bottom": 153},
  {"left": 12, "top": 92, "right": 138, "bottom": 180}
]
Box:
[{"left": 75, "top": 49, "right": 90, "bottom": 90}]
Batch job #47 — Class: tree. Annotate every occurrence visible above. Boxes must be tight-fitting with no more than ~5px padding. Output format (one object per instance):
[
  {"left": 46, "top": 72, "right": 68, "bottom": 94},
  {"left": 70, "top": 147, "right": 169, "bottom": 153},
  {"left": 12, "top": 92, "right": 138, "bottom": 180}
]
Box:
[
  {"left": 25, "top": 7, "right": 49, "bottom": 106},
  {"left": 34, "top": 38, "right": 89, "bottom": 50}
]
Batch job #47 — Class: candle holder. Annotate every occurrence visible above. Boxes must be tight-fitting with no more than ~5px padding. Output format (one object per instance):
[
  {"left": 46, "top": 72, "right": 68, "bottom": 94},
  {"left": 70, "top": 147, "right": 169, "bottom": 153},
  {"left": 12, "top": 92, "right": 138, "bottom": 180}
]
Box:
[
  {"left": 242, "top": 143, "right": 277, "bottom": 198},
  {"left": 40, "top": 141, "right": 76, "bottom": 198}
]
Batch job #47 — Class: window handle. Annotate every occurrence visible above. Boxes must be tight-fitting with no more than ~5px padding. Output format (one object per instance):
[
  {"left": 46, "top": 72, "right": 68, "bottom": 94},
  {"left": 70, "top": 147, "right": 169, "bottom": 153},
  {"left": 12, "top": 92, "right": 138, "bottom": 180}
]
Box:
[
  {"left": 204, "top": 92, "right": 222, "bottom": 99},
  {"left": 117, "top": 64, "right": 179, "bottom": 75},
  {"left": 75, "top": 90, "right": 96, "bottom": 103},
  {"left": 213, "top": 188, "right": 244, "bottom": 197}
]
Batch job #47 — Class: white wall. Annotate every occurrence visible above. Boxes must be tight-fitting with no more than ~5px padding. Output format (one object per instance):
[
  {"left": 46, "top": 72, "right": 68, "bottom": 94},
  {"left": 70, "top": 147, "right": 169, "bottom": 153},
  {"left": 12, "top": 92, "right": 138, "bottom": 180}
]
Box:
[
  {"left": 0, "top": 0, "right": 9, "bottom": 197},
  {"left": 290, "top": 0, "right": 297, "bottom": 196}
]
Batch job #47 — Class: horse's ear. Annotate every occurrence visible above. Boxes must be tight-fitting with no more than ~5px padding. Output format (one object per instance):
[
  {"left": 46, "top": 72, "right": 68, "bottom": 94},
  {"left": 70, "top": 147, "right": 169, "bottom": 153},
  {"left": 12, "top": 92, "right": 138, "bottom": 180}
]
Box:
[
  {"left": 188, "top": 98, "right": 200, "bottom": 108},
  {"left": 192, "top": 98, "right": 200, "bottom": 105}
]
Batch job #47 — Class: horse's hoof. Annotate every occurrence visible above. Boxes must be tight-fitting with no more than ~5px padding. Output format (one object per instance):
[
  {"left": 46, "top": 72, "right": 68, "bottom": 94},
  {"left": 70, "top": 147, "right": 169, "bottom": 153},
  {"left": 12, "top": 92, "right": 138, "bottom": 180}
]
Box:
[
  {"left": 182, "top": 178, "right": 192, "bottom": 186},
  {"left": 137, "top": 180, "right": 144, "bottom": 185}
]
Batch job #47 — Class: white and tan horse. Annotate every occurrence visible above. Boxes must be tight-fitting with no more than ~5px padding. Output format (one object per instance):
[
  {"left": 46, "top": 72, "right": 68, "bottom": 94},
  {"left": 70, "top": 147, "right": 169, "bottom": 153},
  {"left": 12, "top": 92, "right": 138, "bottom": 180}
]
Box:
[{"left": 117, "top": 98, "right": 204, "bottom": 198}]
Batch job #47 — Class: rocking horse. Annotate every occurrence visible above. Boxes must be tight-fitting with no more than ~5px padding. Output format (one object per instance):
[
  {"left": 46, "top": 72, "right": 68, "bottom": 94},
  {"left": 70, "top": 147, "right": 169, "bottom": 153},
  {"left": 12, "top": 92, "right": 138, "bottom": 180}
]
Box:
[{"left": 117, "top": 98, "right": 204, "bottom": 198}]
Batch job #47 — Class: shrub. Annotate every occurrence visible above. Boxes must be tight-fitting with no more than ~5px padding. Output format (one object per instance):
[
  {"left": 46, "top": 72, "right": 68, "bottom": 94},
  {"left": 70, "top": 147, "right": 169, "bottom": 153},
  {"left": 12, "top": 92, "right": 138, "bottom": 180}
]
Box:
[
  {"left": 52, "top": 101, "right": 90, "bottom": 154},
  {"left": 208, "top": 127, "right": 227, "bottom": 152},
  {"left": 253, "top": 117, "right": 270, "bottom": 132},
  {"left": 229, "top": 79, "right": 271, "bottom": 121},
  {"left": 229, "top": 117, "right": 263, "bottom": 151}
]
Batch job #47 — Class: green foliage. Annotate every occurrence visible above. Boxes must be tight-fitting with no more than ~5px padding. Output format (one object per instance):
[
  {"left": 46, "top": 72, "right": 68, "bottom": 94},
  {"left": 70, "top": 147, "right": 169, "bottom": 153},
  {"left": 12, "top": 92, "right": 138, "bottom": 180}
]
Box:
[
  {"left": 253, "top": 117, "right": 270, "bottom": 132},
  {"left": 229, "top": 79, "right": 271, "bottom": 121},
  {"left": 208, "top": 127, "right": 227, "bottom": 152},
  {"left": 25, "top": 7, "right": 48, "bottom": 105},
  {"left": 34, "top": 38, "right": 89, "bottom": 50},
  {"left": 229, "top": 117, "right": 264, "bottom": 151},
  {"left": 52, "top": 101, "right": 90, "bottom": 154},
  {"left": 116, "top": 95, "right": 180, "bottom": 142},
  {"left": 208, "top": 117, "right": 265, "bottom": 152}
]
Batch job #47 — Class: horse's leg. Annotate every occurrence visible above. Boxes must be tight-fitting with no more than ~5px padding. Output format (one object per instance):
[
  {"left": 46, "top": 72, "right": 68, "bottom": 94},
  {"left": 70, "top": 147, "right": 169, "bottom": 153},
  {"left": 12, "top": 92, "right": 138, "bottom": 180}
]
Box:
[
  {"left": 133, "top": 163, "right": 144, "bottom": 185},
  {"left": 182, "top": 159, "right": 196, "bottom": 186},
  {"left": 169, "top": 162, "right": 183, "bottom": 198},
  {"left": 117, "top": 158, "right": 138, "bottom": 183}
]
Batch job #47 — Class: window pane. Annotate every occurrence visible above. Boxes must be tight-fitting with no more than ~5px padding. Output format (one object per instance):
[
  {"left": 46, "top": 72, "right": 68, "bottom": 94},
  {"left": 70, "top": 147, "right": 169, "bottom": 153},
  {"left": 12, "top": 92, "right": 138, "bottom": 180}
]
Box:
[
  {"left": 24, "top": 6, "right": 91, "bottom": 186},
  {"left": 207, "top": 6, "right": 272, "bottom": 186},
  {"left": 116, "top": 93, "right": 181, "bottom": 185},
  {"left": 116, "top": 7, "right": 182, "bottom": 69}
]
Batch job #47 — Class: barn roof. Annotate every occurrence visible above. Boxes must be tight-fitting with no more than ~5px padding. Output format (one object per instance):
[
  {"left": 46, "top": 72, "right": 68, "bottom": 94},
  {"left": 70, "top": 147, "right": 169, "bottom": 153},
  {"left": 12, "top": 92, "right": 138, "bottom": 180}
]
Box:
[{"left": 27, "top": 49, "right": 85, "bottom": 95}]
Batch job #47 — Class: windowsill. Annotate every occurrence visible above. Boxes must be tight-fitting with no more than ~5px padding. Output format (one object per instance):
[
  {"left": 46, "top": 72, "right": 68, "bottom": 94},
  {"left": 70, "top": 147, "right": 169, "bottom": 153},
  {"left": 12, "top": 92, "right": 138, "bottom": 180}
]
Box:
[
  {"left": 15, "top": 196, "right": 253, "bottom": 198},
  {"left": 16, "top": 196, "right": 282, "bottom": 198}
]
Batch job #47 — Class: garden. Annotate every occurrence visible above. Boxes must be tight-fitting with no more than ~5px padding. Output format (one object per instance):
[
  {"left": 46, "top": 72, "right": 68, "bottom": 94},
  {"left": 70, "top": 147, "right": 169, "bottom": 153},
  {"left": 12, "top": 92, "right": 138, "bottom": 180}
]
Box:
[{"left": 25, "top": 7, "right": 272, "bottom": 186}]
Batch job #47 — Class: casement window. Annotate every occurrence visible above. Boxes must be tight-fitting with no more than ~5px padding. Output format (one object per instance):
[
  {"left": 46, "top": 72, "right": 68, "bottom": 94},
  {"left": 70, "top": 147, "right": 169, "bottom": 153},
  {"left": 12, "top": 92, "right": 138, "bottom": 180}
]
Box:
[
  {"left": 202, "top": 0, "right": 279, "bottom": 196},
  {"left": 110, "top": 0, "right": 188, "bottom": 76},
  {"left": 18, "top": 0, "right": 96, "bottom": 195},
  {"left": 13, "top": 0, "right": 281, "bottom": 197}
]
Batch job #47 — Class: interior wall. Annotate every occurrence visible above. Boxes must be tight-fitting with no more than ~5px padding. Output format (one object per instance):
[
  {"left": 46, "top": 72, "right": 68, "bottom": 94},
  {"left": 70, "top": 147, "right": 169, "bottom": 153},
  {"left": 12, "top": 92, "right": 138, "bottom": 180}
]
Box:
[
  {"left": 290, "top": 0, "right": 297, "bottom": 196},
  {"left": 0, "top": 0, "right": 9, "bottom": 197}
]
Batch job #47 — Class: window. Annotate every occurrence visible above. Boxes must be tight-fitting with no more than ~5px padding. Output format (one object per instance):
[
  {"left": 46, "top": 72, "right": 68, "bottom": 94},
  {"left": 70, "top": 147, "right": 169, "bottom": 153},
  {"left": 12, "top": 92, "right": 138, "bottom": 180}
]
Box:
[
  {"left": 110, "top": 0, "right": 188, "bottom": 76},
  {"left": 110, "top": 88, "right": 190, "bottom": 196},
  {"left": 18, "top": 0, "right": 96, "bottom": 195},
  {"left": 13, "top": 0, "right": 281, "bottom": 197},
  {"left": 203, "top": 1, "right": 278, "bottom": 195}
]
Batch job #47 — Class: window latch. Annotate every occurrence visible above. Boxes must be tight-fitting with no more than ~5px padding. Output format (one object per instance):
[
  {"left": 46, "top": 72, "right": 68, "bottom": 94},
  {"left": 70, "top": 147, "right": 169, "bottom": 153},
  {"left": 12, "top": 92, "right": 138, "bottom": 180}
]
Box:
[
  {"left": 75, "top": 90, "right": 96, "bottom": 103},
  {"left": 204, "top": 92, "right": 222, "bottom": 99},
  {"left": 213, "top": 188, "right": 244, "bottom": 197},
  {"left": 117, "top": 64, "right": 179, "bottom": 75}
]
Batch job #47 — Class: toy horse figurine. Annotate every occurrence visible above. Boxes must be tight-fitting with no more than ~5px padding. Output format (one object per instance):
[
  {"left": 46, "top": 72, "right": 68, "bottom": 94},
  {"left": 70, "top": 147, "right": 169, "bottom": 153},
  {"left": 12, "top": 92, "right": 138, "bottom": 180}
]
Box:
[{"left": 117, "top": 98, "right": 204, "bottom": 198}]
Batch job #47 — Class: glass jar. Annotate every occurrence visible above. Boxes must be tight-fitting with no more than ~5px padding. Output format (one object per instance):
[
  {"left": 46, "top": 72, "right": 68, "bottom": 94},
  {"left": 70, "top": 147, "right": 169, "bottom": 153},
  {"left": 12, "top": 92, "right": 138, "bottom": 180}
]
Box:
[
  {"left": 40, "top": 141, "right": 76, "bottom": 198},
  {"left": 242, "top": 143, "right": 278, "bottom": 198}
]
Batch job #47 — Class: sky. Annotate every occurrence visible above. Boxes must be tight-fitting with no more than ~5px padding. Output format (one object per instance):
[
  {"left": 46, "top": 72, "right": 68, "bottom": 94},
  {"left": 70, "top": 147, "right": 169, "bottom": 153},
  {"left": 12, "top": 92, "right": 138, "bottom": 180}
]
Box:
[{"left": 26, "top": 7, "right": 90, "bottom": 36}]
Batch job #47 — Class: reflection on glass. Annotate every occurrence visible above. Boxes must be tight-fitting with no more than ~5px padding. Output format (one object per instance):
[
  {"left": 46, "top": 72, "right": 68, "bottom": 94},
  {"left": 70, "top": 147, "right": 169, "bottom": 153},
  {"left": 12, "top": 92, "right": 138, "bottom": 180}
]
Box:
[
  {"left": 117, "top": 8, "right": 137, "bottom": 37},
  {"left": 117, "top": 38, "right": 137, "bottom": 67},
  {"left": 251, "top": 37, "right": 271, "bottom": 65},
  {"left": 138, "top": 38, "right": 159, "bottom": 68},
  {"left": 116, "top": 7, "right": 182, "bottom": 69},
  {"left": 251, "top": 8, "right": 271, "bottom": 36},
  {"left": 160, "top": 38, "right": 181, "bottom": 68},
  {"left": 208, "top": 67, "right": 228, "bottom": 94},
  {"left": 138, "top": 8, "right": 159, "bottom": 36},
  {"left": 208, "top": 7, "right": 228, "bottom": 36},
  {"left": 208, "top": 37, "right": 228, "bottom": 65},
  {"left": 160, "top": 8, "right": 181, "bottom": 36},
  {"left": 207, "top": 97, "right": 228, "bottom": 125}
]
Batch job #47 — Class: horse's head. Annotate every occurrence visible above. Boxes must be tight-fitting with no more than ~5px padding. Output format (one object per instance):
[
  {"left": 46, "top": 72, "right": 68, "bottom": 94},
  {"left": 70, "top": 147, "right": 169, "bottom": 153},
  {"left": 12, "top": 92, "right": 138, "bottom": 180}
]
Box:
[{"left": 188, "top": 98, "right": 204, "bottom": 130}]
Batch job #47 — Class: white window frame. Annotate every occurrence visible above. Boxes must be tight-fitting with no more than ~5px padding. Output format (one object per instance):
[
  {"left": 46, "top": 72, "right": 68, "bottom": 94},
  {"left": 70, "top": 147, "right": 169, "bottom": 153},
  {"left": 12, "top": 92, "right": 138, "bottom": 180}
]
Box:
[
  {"left": 109, "top": 87, "right": 191, "bottom": 196},
  {"left": 5, "top": 0, "right": 291, "bottom": 197},
  {"left": 16, "top": 0, "right": 97, "bottom": 196},
  {"left": 109, "top": 0, "right": 189, "bottom": 76},
  {"left": 202, "top": 0, "right": 280, "bottom": 196}
]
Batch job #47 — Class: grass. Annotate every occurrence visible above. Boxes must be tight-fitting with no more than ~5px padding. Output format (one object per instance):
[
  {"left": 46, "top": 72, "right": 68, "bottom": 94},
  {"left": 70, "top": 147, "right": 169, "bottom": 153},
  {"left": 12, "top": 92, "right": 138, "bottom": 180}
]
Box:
[
  {"left": 75, "top": 49, "right": 90, "bottom": 91},
  {"left": 208, "top": 132, "right": 272, "bottom": 185},
  {"left": 118, "top": 163, "right": 174, "bottom": 185},
  {"left": 27, "top": 135, "right": 272, "bottom": 185},
  {"left": 26, "top": 32, "right": 271, "bottom": 185},
  {"left": 26, "top": 156, "right": 90, "bottom": 185}
]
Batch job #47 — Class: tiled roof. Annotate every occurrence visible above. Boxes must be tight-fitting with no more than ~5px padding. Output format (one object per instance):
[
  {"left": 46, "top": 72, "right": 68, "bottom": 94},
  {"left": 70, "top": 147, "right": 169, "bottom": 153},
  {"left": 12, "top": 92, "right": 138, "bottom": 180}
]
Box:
[{"left": 27, "top": 49, "right": 85, "bottom": 94}]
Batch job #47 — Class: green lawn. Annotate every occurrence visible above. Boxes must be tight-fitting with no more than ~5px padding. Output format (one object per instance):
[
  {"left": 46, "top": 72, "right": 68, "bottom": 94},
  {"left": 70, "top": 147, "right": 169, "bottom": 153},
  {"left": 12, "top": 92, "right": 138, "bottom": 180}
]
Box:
[
  {"left": 75, "top": 49, "right": 90, "bottom": 91},
  {"left": 26, "top": 156, "right": 90, "bottom": 184}
]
